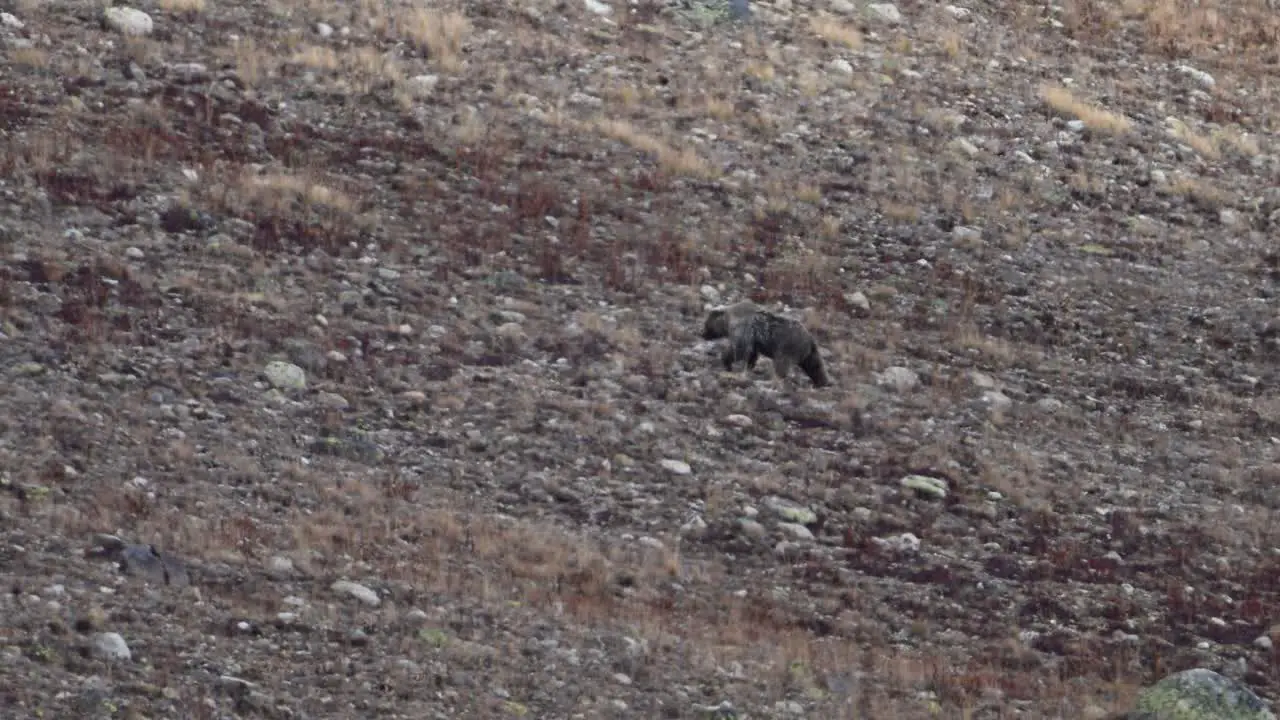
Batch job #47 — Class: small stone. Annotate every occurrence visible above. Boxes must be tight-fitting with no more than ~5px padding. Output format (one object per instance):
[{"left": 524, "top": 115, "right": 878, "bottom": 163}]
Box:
[
  {"left": 944, "top": 5, "right": 971, "bottom": 19},
  {"left": 844, "top": 289, "right": 875, "bottom": 315},
  {"left": 264, "top": 361, "right": 306, "bottom": 390},
  {"left": 724, "top": 413, "right": 753, "bottom": 428},
  {"left": 331, "top": 580, "right": 381, "bottom": 607},
  {"left": 317, "top": 392, "right": 349, "bottom": 410},
  {"left": 828, "top": 58, "right": 854, "bottom": 76},
  {"left": 738, "top": 519, "right": 767, "bottom": 540},
  {"left": 1220, "top": 208, "right": 1242, "bottom": 227},
  {"left": 764, "top": 496, "right": 817, "bottom": 524},
  {"left": 873, "top": 532, "right": 921, "bottom": 553},
  {"left": 124, "top": 247, "right": 145, "bottom": 260},
  {"left": 169, "top": 62, "right": 209, "bottom": 83},
  {"left": 583, "top": 0, "right": 612, "bottom": 16},
  {"left": 867, "top": 3, "right": 902, "bottom": 23},
  {"left": 949, "top": 138, "right": 980, "bottom": 157},
  {"left": 981, "top": 390, "right": 1013, "bottom": 412},
  {"left": 265, "top": 555, "right": 294, "bottom": 578},
  {"left": 777, "top": 522, "right": 815, "bottom": 541},
  {"left": 91, "top": 632, "right": 131, "bottom": 662},
  {"left": 660, "top": 459, "right": 692, "bottom": 476},
  {"left": 952, "top": 225, "right": 982, "bottom": 242},
  {"left": 103, "top": 6, "right": 154, "bottom": 36},
  {"left": 1176, "top": 64, "right": 1216, "bottom": 89},
  {"left": 901, "top": 475, "right": 948, "bottom": 500},
  {"left": 876, "top": 366, "right": 919, "bottom": 393},
  {"left": 1, "top": 12, "right": 24, "bottom": 29},
  {"left": 315, "top": 22, "right": 334, "bottom": 38}
]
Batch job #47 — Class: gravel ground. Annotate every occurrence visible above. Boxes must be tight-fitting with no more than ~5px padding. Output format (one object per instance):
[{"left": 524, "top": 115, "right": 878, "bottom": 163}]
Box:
[{"left": 3, "top": 0, "right": 1280, "bottom": 718}]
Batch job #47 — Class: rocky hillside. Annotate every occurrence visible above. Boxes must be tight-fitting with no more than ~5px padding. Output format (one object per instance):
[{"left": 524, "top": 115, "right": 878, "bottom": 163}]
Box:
[{"left": 3, "top": 0, "right": 1280, "bottom": 717}]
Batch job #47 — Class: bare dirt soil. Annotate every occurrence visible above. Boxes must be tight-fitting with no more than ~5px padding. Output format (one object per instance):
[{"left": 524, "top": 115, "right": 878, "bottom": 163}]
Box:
[{"left": 4, "top": 0, "right": 1280, "bottom": 717}]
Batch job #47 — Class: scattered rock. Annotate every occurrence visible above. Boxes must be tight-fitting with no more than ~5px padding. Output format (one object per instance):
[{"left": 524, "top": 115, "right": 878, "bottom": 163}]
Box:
[
  {"left": 103, "top": 6, "right": 154, "bottom": 36},
  {"left": 764, "top": 496, "right": 817, "bottom": 524},
  {"left": 845, "top": 291, "right": 870, "bottom": 315},
  {"left": 264, "top": 361, "right": 306, "bottom": 391},
  {"left": 331, "top": 580, "right": 381, "bottom": 607},
  {"left": 91, "top": 632, "right": 131, "bottom": 662},
  {"left": 1130, "top": 668, "right": 1274, "bottom": 720},
  {"left": 1175, "top": 64, "right": 1216, "bottom": 89},
  {"left": 876, "top": 366, "right": 919, "bottom": 393},
  {"left": 867, "top": 3, "right": 903, "bottom": 23},
  {"left": 660, "top": 459, "right": 693, "bottom": 476},
  {"left": 901, "top": 475, "right": 948, "bottom": 500}
]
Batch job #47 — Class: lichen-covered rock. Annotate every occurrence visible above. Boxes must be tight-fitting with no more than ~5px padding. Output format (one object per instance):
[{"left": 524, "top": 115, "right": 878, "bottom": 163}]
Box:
[{"left": 1129, "top": 668, "right": 1275, "bottom": 720}]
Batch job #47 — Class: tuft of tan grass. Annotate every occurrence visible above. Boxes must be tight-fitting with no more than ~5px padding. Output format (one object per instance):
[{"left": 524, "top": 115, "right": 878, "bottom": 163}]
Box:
[
  {"left": 810, "top": 14, "right": 862, "bottom": 49},
  {"left": 794, "top": 183, "right": 822, "bottom": 204},
  {"left": 593, "top": 118, "right": 717, "bottom": 179},
  {"left": 1039, "top": 84, "right": 1133, "bottom": 134},
  {"left": 1165, "top": 117, "right": 1219, "bottom": 159},
  {"left": 240, "top": 171, "right": 356, "bottom": 214},
  {"left": 291, "top": 44, "right": 340, "bottom": 71},
  {"left": 9, "top": 46, "right": 49, "bottom": 68},
  {"left": 400, "top": 7, "right": 470, "bottom": 71},
  {"left": 158, "top": 0, "right": 206, "bottom": 14},
  {"left": 229, "top": 36, "right": 269, "bottom": 87}
]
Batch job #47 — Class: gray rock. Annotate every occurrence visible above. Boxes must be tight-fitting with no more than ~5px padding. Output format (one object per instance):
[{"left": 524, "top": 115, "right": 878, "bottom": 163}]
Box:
[
  {"left": 876, "top": 366, "right": 919, "bottom": 392},
  {"left": 91, "top": 632, "right": 131, "bottom": 662},
  {"left": 660, "top": 459, "right": 693, "bottom": 476},
  {"left": 901, "top": 474, "right": 948, "bottom": 500},
  {"left": 867, "top": 3, "right": 902, "bottom": 23},
  {"left": 1130, "top": 668, "right": 1274, "bottom": 719},
  {"left": 264, "top": 360, "right": 306, "bottom": 390},
  {"left": 777, "top": 522, "right": 815, "bottom": 541},
  {"left": 764, "top": 496, "right": 817, "bottom": 524},
  {"left": 103, "top": 6, "right": 153, "bottom": 36},
  {"left": 119, "top": 544, "right": 190, "bottom": 586},
  {"left": 332, "top": 580, "right": 381, "bottom": 607}
]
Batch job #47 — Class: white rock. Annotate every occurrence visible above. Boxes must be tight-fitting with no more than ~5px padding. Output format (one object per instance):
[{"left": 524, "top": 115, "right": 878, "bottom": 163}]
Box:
[
  {"left": 660, "top": 459, "right": 692, "bottom": 476},
  {"left": 981, "top": 390, "right": 1013, "bottom": 412},
  {"left": 583, "top": 0, "right": 612, "bottom": 16},
  {"left": 867, "top": 3, "right": 902, "bottom": 23},
  {"left": 950, "top": 138, "right": 981, "bottom": 157},
  {"left": 408, "top": 74, "right": 439, "bottom": 97},
  {"left": 1, "top": 12, "right": 24, "bottom": 29},
  {"left": 1175, "top": 64, "right": 1215, "bottom": 88},
  {"left": 264, "top": 360, "right": 306, "bottom": 390},
  {"left": 331, "top": 580, "right": 381, "bottom": 607},
  {"left": 874, "top": 532, "right": 920, "bottom": 553},
  {"left": 315, "top": 22, "right": 334, "bottom": 38},
  {"left": 901, "top": 475, "right": 948, "bottom": 500},
  {"left": 103, "top": 6, "right": 153, "bottom": 36},
  {"left": 876, "top": 366, "right": 919, "bottom": 393},
  {"left": 91, "top": 632, "right": 131, "bottom": 661},
  {"left": 845, "top": 291, "right": 870, "bottom": 315},
  {"left": 828, "top": 58, "right": 854, "bottom": 75},
  {"left": 830, "top": 0, "right": 856, "bottom": 12},
  {"left": 777, "top": 522, "right": 815, "bottom": 541},
  {"left": 723, "top": 414, "right": 754, "bottom": 428},
  {"left": 944, "top": 5, "right": 971, "bottom": 19}
]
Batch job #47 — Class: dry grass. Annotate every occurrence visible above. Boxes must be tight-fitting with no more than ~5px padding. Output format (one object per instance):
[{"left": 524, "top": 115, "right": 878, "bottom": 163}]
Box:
[
  {"left": 811, "top": 14, "right": 863, "bottom": 50},
  {"left": 1165, "top": 117, "right": 1219, "bottom": 159},
  {"left": 399, "top": 6, "right": 470, "bottom": 71},
  {"left": 593, "top": 118, "right": 718, "bottom": 179},
  {"left": 158, "top": 0, "right": 207, "bottom": 14},
  {"left": 238, "top": 171, "right": 357, "bottom": 214},
  {"left": 1039, "top": 84, "right": 1133, "bottom": 134}
]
